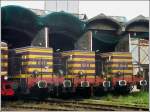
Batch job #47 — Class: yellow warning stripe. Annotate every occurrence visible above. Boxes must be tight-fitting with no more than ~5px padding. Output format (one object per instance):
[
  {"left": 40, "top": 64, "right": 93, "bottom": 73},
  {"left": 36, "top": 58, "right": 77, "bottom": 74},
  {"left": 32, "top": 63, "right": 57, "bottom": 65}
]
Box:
[
  {"left": 111, "top": 59, "right": 132, "bottom": 62},
  {"left": 106, "top": 74, "right": 133, "bottom": 78},
  {"left": 27, "top": 68, "right": 53, "bottom": 72},
  {"left": 68, "top": 64, "right": 95, "bottom": 67},
  {"left": 1, "top": 72, "right": 7, "bottom": 76},
  {"left": 62, "top": 51, "right": 95, "bottom": 55},
  {"left": 111, "top": 70, "right": 133, "bottom": 73},
  {"left": 64, "top": 75, "right": 95, "bottom": 79},
  {"left": 62, "top": 53, "right": 94, "bottom": 56},
  {"left": 112, "top": 54, "right": 131, "bottom": 56},
  {"left": 10, "top": 74, "right": 96, "bottom": 79},
  {"left": 69, "top": 70, "right": 95, "bottom": 74},
  {"left": 16, "top": 48, "right": 52, "bottom": 52},
  {"left": 108, "top": 64, "right": 132, "bottom": 67},
  {"left": 1, "top": 55, "right": 8, "bottom": 58},
  {"left": 1, "top": 48, "right": 8, "bottom": 50},
  {"left": 1, "top": 63, "right": 8, "bottom": 67},
  {"left": 12, "top": 74, "right": 54, "bottom": 78},
  {"left": 22, "top": 62, "right": 53, "bottom": 65},
  {"left": 27, "top": 55, "right": 52, "bottom": 59},
  {"left": 16, "top": 50, "right": 52, "bottom": 54},
  {"left": 101, "top": 53, "right": 131, "bottom": 57},
  {"left": 70, "top": 58, "right": 95, "bottom": 61}
]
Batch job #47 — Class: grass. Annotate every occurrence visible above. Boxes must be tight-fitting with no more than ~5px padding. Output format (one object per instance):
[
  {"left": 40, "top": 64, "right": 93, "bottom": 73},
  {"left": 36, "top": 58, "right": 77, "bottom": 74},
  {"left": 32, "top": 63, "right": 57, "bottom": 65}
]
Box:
[
  {"left": 83, "top": 91, "right": 149, "bottom": 108},
  {"left": 109, "top": 92, "right": 149, "bottom": 106}
]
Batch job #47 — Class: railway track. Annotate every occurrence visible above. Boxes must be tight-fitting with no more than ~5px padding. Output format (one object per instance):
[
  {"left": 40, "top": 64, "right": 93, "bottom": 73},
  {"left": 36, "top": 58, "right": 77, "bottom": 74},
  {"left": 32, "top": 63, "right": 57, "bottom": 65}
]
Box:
[
  {"left": 2, "top": 98, "right": 149, "bottom": 111},
  {"left": 46, "top": 98, "right": 149, "bottom": 111}
]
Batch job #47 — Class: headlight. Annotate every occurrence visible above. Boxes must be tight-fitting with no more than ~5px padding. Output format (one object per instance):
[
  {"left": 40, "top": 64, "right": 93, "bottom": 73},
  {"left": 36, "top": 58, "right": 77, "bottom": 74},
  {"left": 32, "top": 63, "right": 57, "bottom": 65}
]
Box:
[
  {"left": 63, "top": 80, "right": 71, "bottom": 88},
  {"left": 101, "top": 71, "right": 105, "bottom": 75},
  {"left": 58, "top": 69, "right": 64, "bottom": 76},
  {"left": 103, "top": 81, "right": 111, "bottom": 88},
  {"left": 118, "top": 80, "right": 127, "bottom": 86},
  {"left": 32, "top": 70, "right": 39, "bottom": 76},
  {"left": 37, "top": 80, "right": 47, "bottom": 88},
  {"left": 81, "top": 81, "right": 89, "bottom": 87},
  {"left": 140, "top": 80, "right": 147, "bottom": 86},
  {"left": 4, "top": 76, "right": 8, "bottom": 80},
  {"left": 78, "top": 71, "right": 84, "bottom": 76}
]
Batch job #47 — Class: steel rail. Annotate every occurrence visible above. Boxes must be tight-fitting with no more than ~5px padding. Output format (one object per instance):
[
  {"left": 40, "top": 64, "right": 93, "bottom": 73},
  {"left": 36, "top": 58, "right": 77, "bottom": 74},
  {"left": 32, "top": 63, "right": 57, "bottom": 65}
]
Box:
[{"left": 2, "top": 98, "right": 149, "bottom": 111}]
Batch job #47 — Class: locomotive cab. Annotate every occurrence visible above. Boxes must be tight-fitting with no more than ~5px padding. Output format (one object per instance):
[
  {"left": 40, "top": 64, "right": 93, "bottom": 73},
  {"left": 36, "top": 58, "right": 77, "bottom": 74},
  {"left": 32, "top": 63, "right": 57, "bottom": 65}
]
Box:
[
  {"left": 96, "top": 54, "right": 111, "bottom": 89},
  {"left": 53, "top": 52, "right": 72, "bottom": 88}
]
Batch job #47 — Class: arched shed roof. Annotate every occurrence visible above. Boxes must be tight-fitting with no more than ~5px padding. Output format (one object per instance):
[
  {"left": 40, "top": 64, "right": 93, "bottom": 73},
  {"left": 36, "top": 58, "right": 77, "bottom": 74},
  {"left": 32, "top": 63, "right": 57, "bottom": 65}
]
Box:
[
  {"left": 2, "top": 5, "right": 40, "bottom": 40},
  {"left": 125, "top": 15, "right": 149, "bottom": 32},
  {"left": 41, "top": 11, "right": 86, "bottom": 39},
  {"left": 86, "top": 13, "right": 122, "bottom": 31}
]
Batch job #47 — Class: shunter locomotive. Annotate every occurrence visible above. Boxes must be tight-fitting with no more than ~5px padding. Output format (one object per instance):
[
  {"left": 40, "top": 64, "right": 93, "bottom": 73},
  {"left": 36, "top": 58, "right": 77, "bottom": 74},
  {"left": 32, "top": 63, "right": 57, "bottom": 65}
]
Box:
[
  {"left": 1, "top": 42, "right": 15, "bottom": 97},
  {"left": 1, "top": 43, "right": 147, "bottom": 98},
  {"left": 58, "top": 50, "right": 96, "bottom": 96},
  {"left": 96, "top": 52, "right": 147, "bottom": 93},
  {"left": 8, "top": 46, "right": 54, "bottom": 97}
]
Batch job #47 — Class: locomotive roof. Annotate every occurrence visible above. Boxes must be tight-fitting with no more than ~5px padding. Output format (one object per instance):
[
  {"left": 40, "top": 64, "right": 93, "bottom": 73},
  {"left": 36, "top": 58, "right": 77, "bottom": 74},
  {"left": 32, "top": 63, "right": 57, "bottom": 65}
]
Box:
[
  {"left": 14, "top": 46, "right": 53, "bottom": 50},
  {"left": 99, "top": 52, "right": 131, "bottom": 57},
  {"left": 62, "top": 50, "right": 95, "bottom": 53}
]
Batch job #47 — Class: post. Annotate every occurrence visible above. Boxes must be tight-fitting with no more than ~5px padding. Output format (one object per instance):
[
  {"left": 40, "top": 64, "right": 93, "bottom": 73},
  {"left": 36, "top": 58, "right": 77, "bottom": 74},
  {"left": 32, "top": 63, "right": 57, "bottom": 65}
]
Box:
[
  {"left": 41, "top": 58, "right": 42, "bottom": 80},
  {"left": 129, "top": 33, "right": 134, "bottom": 81},
  {"left": 90, "top": 31, "right": 92, "bottom": 51},
  {"left": 128, "top": 33, "right": 131, "bottom": 52},
  {"left": 138, "top": 38, "right": 141, "bottom": 72},
  {"left": 87, "top": 31, "right": 93, "bottom": 51},
  {"left": 45, "top": 27, "right": 49, "bottom": 48}
]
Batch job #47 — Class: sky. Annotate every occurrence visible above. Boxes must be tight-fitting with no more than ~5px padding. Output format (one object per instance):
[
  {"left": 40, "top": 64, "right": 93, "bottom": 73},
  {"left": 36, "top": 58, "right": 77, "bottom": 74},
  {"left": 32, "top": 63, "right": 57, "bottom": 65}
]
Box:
[{"left": 1, "top": 1, "right": 149, "bottom": 20}]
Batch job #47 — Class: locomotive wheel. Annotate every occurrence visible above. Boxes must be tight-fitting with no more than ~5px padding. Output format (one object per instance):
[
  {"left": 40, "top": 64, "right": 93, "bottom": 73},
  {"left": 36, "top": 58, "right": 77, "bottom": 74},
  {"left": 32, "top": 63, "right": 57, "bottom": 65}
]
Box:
[
  {"left": 93, "top": 86, "right": 107, "bottom": 96},
  {"left": 76, "top": 87, "right": 91, "bottom": 98},
  {"left": 30, "top": 85, "right": 49, "bottom": 99},
  {"left": 114, "top": 85, "right": 132, "bottom": 94},
  {"left": 53, "top": 86, "right": 73, "bottom": 98},
  {"left": 62, "top": 87, "right": 74, "bottom": 98},
  {"left": 52, "top": 85, "right": 64, "bottom": 98}
]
